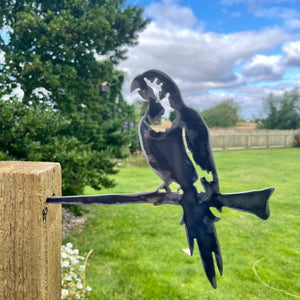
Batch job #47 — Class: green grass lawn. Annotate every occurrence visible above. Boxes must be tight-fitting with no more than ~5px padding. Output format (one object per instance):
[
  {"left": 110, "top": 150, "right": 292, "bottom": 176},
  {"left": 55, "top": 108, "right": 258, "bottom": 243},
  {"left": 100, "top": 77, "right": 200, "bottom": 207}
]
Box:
[{"left": 63, "top": 148, "right": 300, "bottom": 299}]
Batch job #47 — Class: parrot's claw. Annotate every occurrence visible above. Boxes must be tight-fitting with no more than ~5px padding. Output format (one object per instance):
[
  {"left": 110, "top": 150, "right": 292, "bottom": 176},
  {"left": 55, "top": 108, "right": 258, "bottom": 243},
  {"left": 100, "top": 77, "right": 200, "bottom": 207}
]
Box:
[{"left": 154, "top": 182, "right": 172, "bottom": 194}]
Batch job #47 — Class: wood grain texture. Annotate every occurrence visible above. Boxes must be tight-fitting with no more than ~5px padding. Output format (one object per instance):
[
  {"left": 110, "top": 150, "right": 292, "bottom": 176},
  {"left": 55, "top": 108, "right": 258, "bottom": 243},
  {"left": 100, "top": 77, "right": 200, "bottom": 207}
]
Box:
[{"left": 0, "top": 161, "right": 62, "bottom": 300}]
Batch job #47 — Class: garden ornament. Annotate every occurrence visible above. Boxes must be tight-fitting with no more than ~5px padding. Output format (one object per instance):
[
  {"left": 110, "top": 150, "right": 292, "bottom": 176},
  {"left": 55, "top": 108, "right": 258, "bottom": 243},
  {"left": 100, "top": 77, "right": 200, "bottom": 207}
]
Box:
[{"left": 48, "top": 69, "right": 274, "bottom": 289}]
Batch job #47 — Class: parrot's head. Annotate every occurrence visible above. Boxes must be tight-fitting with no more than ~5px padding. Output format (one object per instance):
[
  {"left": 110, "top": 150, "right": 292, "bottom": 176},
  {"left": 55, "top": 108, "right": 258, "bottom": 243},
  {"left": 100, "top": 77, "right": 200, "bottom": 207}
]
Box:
[
  {"left": 131, "top": 73, "right": 165, "bottom": 124},
  {"left": 133, "top": 69, "right": 186, "bottom": 111}
]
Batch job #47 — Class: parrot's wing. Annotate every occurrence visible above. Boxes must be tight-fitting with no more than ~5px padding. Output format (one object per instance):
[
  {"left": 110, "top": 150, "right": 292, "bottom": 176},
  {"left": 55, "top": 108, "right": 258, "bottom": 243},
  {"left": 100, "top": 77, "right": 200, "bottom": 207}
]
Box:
[{"left": 181, "top": 106, "right": 217, "bottom": 173}]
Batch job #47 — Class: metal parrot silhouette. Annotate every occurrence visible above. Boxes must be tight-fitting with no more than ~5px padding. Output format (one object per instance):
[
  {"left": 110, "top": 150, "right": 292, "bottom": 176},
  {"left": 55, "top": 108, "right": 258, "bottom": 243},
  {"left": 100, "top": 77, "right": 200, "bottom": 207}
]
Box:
[
  {"left": 47, "top": 69, "right": 274, "bottom": 289},
  {"left": 131, "top": 69, "right": 274, "bottom": 288}
]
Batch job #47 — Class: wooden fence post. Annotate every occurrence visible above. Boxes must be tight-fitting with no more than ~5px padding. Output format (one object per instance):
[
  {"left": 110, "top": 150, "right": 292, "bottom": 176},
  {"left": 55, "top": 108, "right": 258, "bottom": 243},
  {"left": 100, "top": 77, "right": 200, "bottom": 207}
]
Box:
[{"left": 0, "top": 161, "right": 62, "bottom": 300}]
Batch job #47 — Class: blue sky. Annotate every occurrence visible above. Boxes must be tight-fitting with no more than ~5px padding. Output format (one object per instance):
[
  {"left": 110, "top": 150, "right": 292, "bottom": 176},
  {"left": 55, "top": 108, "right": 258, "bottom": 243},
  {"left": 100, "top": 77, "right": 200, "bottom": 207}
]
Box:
[{"left": 120, "top": 0, "right": 300, "bottom": 119}]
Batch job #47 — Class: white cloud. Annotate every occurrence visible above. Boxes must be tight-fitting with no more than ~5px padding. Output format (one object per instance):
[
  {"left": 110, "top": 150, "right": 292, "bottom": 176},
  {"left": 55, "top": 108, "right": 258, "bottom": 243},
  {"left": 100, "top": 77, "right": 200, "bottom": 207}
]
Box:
[
  {"left": 294, "top": 74, "right": 300, "bottom": 88},
  {"left": 119, "top": 18, "right": 288, "bottom": 113},
  {"left": 217, "top": 82, "right": 293, "bottom": 118},
  {"left": 285, "top": 18, "right": 300, "bottom": 30},
  {"left": 145, "top": 0, "right": 199, "bottom": 29},
  {"left": 254, "top": 7, "right": 300, "bottom": 19},
  {"left": 282, "top": 41, "right": 300, "bottom": 67},
  {"left": 120, "top": 23, "right": 287, "bottom": 83},
  {"left": 118, "top": 0, "right": 298, "bottom": 119},
  {"left": 242, "top": 54, "right": 284, "bottom": 82},
  {"left": 184, "top": 92, "right": 236, "bottom": 111},
  {"left": 221, "top": 0, "right": 298, "bottom": 10},
  {"left": 254, "top": 6, "right": 300, "bottom": 31}
]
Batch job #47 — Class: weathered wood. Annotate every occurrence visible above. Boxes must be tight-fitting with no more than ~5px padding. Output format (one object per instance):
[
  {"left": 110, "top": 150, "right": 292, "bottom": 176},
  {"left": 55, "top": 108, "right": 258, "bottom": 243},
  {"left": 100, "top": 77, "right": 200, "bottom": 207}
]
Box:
[{"left": 0, "top": 161, "right": 62, "bottom": 300}]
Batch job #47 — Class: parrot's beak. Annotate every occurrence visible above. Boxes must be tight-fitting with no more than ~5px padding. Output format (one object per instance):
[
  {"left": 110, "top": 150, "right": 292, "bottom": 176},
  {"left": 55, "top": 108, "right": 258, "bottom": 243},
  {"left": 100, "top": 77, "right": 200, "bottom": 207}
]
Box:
[
  {"left": 130, "top": 74, "right": 156, "bottom": 100},
  {"left": 130, "top": 75, "right": 147, "bottom": 92}
]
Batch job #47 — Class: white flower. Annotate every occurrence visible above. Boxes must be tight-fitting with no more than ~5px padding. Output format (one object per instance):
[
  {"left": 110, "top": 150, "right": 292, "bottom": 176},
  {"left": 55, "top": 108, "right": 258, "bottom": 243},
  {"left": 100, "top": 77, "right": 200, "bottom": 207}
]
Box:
[
  {"left": 66, "top": 242, "right": 73, "bottom": 249},
  {"left": 87, "top": 286, "right": 92, "bottom": 292},
  {"left": 70, "top": 256, "right": 79, "bottom": 265},
  {"left": 62, "top": 260, "right": 69, "bottom": 267},
  {"left": 61, "top": 289, "right": 69, "bottom": 299},
  {"left": 72, "top": 249, "right": 79, "bottom": 255},
  {"left": 79, "top": 265, "right": 85, "bottom": 271},
  {"left": 76, "top": 282, "right": 83, "bottom": 289},
  {"left": 61, "top": 243, "right": 92, "bottom": 299}
]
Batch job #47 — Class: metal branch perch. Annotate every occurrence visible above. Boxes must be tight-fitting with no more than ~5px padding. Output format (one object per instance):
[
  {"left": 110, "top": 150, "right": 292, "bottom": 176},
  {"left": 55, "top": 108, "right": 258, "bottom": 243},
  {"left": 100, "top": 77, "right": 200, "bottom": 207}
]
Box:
[
  {"left": 47, "top": 187, "right": 273, "bottom": 221},
  {"left": 47, "top": 190, "right": 182, "bottom": 206}
]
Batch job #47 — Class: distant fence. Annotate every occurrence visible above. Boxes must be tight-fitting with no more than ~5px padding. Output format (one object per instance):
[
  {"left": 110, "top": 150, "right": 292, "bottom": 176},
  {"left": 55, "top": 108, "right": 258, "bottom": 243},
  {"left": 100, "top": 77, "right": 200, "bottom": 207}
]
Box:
[{"left": 210, "top": 129, "right": 300, "bottom": 151}]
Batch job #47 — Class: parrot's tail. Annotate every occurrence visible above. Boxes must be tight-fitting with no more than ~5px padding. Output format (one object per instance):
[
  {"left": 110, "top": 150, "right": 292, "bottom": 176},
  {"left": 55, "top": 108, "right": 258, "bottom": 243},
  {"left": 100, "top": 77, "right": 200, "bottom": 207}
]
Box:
[{"left": 180, "top": 189, "right": 223, "bottom": 288}]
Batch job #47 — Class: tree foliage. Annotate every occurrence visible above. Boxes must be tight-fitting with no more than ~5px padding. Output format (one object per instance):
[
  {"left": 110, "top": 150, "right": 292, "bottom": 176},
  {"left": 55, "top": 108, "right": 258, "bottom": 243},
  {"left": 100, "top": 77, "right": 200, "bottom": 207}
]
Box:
[
  {"left": 133, "top": 99, "right": 148, "bottom": 119},
  {"left": 259, "top": 90, "right": 300, "bottom": 129},
  {"left": 169, "top": 110, "right": 177, "bottom": 122},
  {"left": 201, "top": 99, "right": 240, "bottom": 128},
  {"left": 0, "top": 0, "right": 148, "bottom": 195}
]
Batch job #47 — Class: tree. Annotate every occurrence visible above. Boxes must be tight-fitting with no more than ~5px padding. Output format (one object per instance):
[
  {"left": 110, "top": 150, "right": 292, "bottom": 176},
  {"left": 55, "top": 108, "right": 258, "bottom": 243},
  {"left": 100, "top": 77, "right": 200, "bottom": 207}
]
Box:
[
  {"left": 169, "top": 110, "right": 177, "bottom": 122},
  {"left": 133, "top": 99, "right": 148, "bottom": 118},
  {"left": 0, "top": 98, "right": 90, "bottom": 193},
  {"left": 0, "top": 0, "right": 149, "bottom": 195},
  {"left": 201, "top": 99, "right": 240, "bottom": 127},
  {"left": 260, "top": 90, "right": 300, "bottom": 129}
]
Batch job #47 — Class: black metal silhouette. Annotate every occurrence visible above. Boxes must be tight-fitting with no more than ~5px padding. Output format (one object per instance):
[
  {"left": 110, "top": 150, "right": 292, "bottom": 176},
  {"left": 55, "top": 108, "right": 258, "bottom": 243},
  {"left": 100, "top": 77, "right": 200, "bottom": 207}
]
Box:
[
  {"left": 47, "top": 69, "right": 274, "bottom": 289},
  {"left": 130, "top": 69, "right": 274, "bottom": 288}
]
